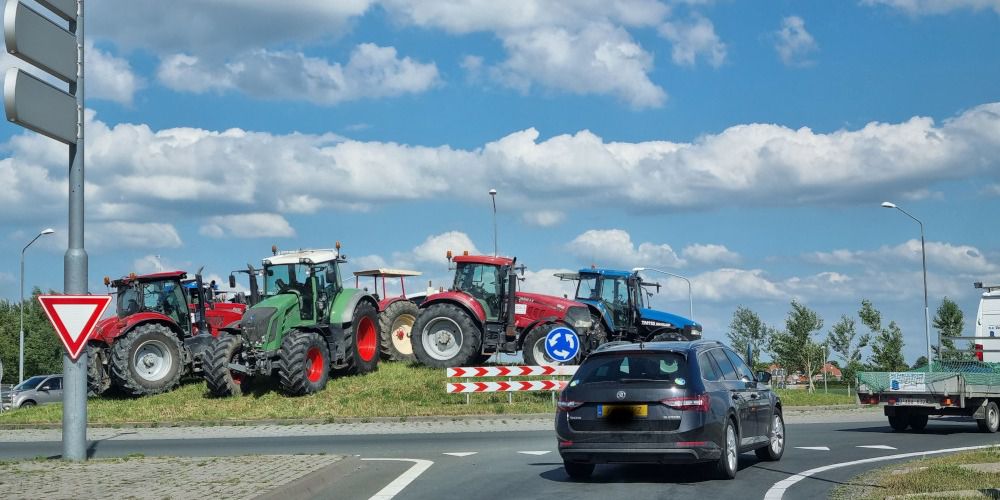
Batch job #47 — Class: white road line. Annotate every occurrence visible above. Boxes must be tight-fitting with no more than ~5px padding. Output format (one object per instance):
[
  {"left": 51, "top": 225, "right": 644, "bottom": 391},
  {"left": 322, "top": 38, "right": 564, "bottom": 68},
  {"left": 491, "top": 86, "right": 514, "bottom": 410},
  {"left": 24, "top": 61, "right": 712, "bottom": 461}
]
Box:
[
  {"left": 442, "top": 452, "right": 478, "bottom": 457},
  {"left": 763, "top": 444, "right": 1000, "bottom": 500},
  {"left": 361, "top": 458, "right": 434, "bottom": 500},
  {"left": 857, "top": 445, "right": 896, "bottom": 450},
  {"left": 794, "top": 446, "right": 830, "bottom": 451},
  {"left": 518, "top": 451, "right": 551, "bottom": 456}
]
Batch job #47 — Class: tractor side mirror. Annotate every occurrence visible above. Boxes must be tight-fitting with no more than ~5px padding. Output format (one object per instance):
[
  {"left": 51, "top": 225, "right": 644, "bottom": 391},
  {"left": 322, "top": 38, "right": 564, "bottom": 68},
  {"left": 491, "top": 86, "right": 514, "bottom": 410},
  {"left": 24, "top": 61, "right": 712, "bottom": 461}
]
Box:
[
  {"left": 229, "top": 275, "right": 236, "bottom": 288},
  {"left": 325, "top": 268, "right": 337, "bottom": 285}
]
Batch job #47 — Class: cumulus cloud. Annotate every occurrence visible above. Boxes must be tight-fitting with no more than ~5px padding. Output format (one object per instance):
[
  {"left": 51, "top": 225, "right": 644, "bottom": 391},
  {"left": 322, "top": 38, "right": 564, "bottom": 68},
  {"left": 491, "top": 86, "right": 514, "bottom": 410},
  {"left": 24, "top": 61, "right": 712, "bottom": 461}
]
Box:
[
  {"left": 658, "top": 14, "right": 727, "bottom": 67},
  {"left": 682, "top": 244, "right": 740, "bottom": 265},
  {"left": 86, "top": 42, "right": 145, "bottom": 105},
  {"left": 157, "top": 44, "right": 439, "bottom": 105},
  {"left": 522, "top": 268, "right": 578, "bottom": 299},
  {"left": 89, "top": 222, "right": 183, "bottom": 249},
  {"left": 774, "top": 16, "right": 818, "bottom": 67},
  {"left": 861, "top": 0, "right": 1000, "bottom": 15},
  {"left": 568, "top": 229, "right": 685, "bottom": 268},
  {"left": 806, "top": 239, "right": 998, "bottom": 275},
  {"left": 687, "top": 268, "right": 786, "bottom": 302},
  {"left": 412, "top": 231, "right": 481, "bottom": 263},
  {"left": 199, "top": 213, "right": 296, "bottom": 239},
  {"left": 522, "top": 210, "right": 565, "bottom": 227}
]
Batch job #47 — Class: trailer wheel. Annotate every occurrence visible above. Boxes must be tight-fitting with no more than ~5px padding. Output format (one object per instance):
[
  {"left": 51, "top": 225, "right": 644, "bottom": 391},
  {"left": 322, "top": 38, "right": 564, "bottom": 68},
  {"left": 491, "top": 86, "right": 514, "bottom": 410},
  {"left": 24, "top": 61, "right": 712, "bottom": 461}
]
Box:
[
  {"left": 278, "top": 330, "right": 330, "bottom": 395},
  {"left": 978, "top": 401, "right": 1000, "bottom": 433},
  {"left": 379, "top": 300, "right": 419, "bottom": 362},
  {"left": 334, "top": 301, "right": 380, "bottom": 376},
  {"left": 412, "top": 303, "right": 482, "bottom": 368},
  {"left": 908, "top": 413, "right": 928, "bottom": 431},
  {"left": 109, "top": 323, "right": 183, "bottom": 397},
  {"left": 888, "top": 414, "right": 909, "bottom": 432},
  {"left": 203, "top": 333, "right": 248, "bottom": 397},
  {"left": 86, "top": 343, "right": 111, "bottom": 397}
]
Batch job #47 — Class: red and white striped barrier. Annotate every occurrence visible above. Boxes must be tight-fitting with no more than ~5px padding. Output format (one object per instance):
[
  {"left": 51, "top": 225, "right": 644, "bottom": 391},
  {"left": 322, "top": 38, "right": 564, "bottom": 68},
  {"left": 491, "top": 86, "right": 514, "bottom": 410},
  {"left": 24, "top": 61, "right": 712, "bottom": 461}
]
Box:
[
  {"left": 446, "top": 365, "right": 578, "bottom": 378},
  {"left": 446, "top": 380, "right": 567, "bottom": 394}
]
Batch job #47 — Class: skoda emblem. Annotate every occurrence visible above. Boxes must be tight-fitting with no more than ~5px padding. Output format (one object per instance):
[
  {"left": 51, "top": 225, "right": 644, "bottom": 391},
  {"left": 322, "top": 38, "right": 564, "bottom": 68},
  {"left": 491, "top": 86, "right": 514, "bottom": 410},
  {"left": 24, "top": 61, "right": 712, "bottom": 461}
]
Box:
[{"left": 616, "top": 390, "right": 626, "bottom": 400}]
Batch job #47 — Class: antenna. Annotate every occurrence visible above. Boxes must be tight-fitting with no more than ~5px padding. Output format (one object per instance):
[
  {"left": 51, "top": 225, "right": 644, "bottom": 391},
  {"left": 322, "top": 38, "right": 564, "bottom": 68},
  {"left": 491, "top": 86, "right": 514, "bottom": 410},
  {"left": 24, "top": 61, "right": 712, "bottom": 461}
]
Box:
[{"left": 489, "top": 188, "right": 498, "bottom": 257}]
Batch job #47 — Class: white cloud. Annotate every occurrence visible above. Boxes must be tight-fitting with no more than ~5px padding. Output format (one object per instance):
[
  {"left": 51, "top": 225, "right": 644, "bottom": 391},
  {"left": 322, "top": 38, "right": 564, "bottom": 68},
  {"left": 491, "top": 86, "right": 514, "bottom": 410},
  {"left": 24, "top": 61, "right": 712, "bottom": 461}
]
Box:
[
  {"left": 568, "top": 229, "right": 685, "bottom": 268},
  {"left": 522, "top": 210, "right": 565, "bottom": 227},
  {"left": 86, "top": 42, "right": 145, "bottom": 105},
  {"left": 688, "top": 268, "right": 786, "bottom": 302},
  {"left": 412, "top": 231, "right": 481, "bottom": 263},
  {"left": 521, "top": 268, "right": 578, "bottom": 299},
  {"left": 658, "top": 14, "right": 727, "bottom": 67},
  {"left": 774, "top": 16, "right": 818, "bottom": 67},
  {"left": 157, "top": 45, "right": 439, "bottom": 105},
  {"left": 89, "top": 222, "right": 183, "bottom": 249},
  {"left": 681, "top": 244, "right": 740, "bottom": 265},
  {"left": 861, "top": 0, "right": 1000, "bottom": 15},
  {"left": 132, "top": 255, "right": 186, "bottom": 274},
  {"left": 807, "top": 239, "right": 998, "bottom": 275},
  {"left": 199, "top": 213, "right": 296, "bottom": 239}
]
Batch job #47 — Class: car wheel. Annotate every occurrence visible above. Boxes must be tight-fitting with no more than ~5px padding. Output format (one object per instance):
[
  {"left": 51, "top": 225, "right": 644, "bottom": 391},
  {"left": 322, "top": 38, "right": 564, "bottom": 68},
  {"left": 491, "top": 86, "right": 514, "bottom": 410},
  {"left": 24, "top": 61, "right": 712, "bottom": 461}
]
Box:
[
  {"left": 755, "top": 411, "right": 785, "bottom": 461},
  {"left": 19, "top": 400, "right": 36, "bottom": 408},
  {"left": 564, "top": 461, "right": 594, "bottom": 480},
  {"left": 714, "top": 418, "right": 738, "bottom": 479}
]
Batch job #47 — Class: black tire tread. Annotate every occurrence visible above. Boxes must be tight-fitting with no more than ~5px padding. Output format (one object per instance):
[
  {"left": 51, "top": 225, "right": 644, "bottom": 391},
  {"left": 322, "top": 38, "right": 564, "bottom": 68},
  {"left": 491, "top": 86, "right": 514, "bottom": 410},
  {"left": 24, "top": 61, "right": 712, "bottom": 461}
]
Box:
[
  {"left": 378, "top": 300, "right": 419, "bottom": 362},
  {"left": 108, "top": 323, "right": 183, "bottom": 397},
  {"left": 203, "top": 333, "right": 245, "bottom": 397},
  {"left": 278, "top": 330, "right": 330, "bottom": 396},
  {"left": 411, "top": 303, "right": 483, "bottom": 368},
  {"left": 335, "top": 301, "right": 380, "bottom": 376},
  {"left": 86, "top": 343, "right": 110, "bottom": 397}
]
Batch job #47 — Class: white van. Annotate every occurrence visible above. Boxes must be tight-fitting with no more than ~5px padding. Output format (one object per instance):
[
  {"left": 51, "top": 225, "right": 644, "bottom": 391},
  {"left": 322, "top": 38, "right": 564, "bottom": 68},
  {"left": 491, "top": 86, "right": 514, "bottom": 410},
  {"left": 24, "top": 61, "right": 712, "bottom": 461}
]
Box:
[{"left": 975, "top": 284, "right": 1000, "bottom": 362}]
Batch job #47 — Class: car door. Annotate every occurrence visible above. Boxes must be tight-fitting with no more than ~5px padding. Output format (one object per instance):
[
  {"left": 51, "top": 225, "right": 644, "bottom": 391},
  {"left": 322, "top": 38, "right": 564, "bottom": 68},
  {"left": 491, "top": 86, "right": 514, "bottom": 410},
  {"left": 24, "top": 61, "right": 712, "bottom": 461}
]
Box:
[
  {"left": 709, "top": 349, "right": 755, "bottom": 444},
  {"left": 37, "top": 377, "right": 60, "bottom": 404},
  {"left": 724, "top": 348, "right": 771, "bottom": 443}
]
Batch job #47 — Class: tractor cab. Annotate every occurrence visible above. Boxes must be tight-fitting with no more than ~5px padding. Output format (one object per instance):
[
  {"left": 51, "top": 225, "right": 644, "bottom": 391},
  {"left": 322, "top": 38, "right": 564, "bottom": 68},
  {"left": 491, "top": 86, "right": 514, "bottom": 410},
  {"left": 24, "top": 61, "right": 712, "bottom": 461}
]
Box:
[
  {"left": 107, "top": 271, "right": 192, "bottom": 331},
  {"left": 258, "top": 247, "right": 344, "bottom": 324},
  {"left": 448, "top": 252, "right": 522, "bottom": 329}
]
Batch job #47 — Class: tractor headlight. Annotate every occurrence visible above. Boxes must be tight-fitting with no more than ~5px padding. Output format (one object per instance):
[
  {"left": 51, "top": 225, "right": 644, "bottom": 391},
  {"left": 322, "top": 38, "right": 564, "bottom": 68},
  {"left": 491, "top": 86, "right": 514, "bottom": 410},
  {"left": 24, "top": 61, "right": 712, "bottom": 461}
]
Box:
[{"left": 566, "top": 307, "right": 593, "bottom": 329}]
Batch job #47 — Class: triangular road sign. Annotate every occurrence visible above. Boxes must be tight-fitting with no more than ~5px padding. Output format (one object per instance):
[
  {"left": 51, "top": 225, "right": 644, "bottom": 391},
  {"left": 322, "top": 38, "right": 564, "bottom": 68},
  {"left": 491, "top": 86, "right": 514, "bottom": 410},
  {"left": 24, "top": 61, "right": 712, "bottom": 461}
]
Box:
[{"left": 37, "top": 295, "right": 112, "bottom": 360}]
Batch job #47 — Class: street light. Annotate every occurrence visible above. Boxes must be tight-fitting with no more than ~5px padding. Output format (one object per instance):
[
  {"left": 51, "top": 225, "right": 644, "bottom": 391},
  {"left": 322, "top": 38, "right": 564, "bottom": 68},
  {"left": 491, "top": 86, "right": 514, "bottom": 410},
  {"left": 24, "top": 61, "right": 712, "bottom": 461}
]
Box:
[
  {"left": 631, "top": 267, "right": 694, "bottom": 321},
  {"left": 20, "top": 228, "right": 55, "bottom": 383},
  {"left": 881, "top": 201, "right": 932, "bottom": 373},
  {"left": 489, "top": 189, "right": 498, "bottom": 257}
]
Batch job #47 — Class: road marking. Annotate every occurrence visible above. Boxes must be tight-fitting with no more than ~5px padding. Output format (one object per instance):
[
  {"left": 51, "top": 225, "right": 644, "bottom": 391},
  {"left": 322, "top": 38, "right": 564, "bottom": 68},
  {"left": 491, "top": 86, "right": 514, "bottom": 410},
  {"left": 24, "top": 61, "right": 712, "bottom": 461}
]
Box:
[
  {"left": 763, "top": 444, "right": 1000, "bottom": 500},
  {"left": 794, "top": 446, "right": 830, "bottom": 451},
  {"left": 518, "top": 451, "right": 551, "bottom": 455},
  {"left": 361, "top": 458, "right": 433, "bottom": 500},
  {"left": 443, "top": 452, "right": 478, "bottom": 457},
  {"left": 857, "top": 445, "right": 897, "bottom": 450}
]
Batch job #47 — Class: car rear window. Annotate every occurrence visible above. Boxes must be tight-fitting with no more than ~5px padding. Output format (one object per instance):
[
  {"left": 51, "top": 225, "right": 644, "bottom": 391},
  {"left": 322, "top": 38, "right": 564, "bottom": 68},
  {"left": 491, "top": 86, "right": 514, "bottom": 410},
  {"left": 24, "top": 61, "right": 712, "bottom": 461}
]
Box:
[{"left": 573, "top": 352, "right": 689, "bottom": 386}]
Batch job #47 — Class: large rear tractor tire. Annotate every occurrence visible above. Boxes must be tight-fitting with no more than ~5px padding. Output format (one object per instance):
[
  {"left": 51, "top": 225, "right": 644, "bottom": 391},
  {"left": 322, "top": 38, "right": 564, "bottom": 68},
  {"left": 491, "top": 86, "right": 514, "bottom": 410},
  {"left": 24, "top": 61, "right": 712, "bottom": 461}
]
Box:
[
  {"left": 86, "top": 343, "right": 111, "bottom": 397},
  {"left": 334, "top": 301, "right": 380, "bottom": 376},
  {"left": 203, "top": 333, "right": 248, "bottom": 397},
  {"left": 278, "top": 330, "right": 330, "bottom": 396},
  {"left": 523, "top": 323, "right": 578, "bottom": 366},
  {"left": 109, "top": 323, "right": 183, "bottom": 397},
  {"left": 379, "top": 300, "right": 419, "bottom": 362},
  {"left": 412, "top": 303, "right": 483, "bottom": 368}
]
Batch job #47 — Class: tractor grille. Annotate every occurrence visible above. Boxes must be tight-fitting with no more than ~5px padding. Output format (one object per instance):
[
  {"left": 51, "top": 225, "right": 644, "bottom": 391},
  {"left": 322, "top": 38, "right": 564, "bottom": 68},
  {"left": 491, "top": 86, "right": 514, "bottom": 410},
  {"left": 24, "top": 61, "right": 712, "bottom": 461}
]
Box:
[{"left": 242, "top": 307, "right": 277, "bottom": 344}]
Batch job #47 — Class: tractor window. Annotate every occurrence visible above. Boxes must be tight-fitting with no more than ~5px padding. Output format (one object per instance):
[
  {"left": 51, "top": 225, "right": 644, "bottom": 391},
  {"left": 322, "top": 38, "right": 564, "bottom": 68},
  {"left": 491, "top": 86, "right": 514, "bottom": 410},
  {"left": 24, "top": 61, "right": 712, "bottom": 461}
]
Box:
[
  {"left": 264, "top": 264, "right": 309, "bottom": 296},
  {"left": 454, "top": 263, "right": 501, "bottom": 320},
  {"left": 600, "top": 277, "right": 629, "bottom": 305},
  {"left": 576, "top": 275, "right": 600, "bottom": 301},
  {"left": 118, "top": 285, "right": 141, "bottom": 316}
]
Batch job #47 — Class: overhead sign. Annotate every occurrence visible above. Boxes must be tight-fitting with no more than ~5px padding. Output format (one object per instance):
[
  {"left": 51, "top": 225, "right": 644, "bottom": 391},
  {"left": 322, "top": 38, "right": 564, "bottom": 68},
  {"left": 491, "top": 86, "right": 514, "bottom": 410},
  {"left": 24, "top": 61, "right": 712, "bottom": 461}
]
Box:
[
  {"left": 4, "top": 68, "right": 77, "bottom": 144},
  {"left": 545, "top": 326, "right": 580, "bottom": 363},
  {"left": 37, "top": 295, "right": 111, "bottom": 360},
  {"left": 4, "top": 1, "right": 77, "bottom": 82}
]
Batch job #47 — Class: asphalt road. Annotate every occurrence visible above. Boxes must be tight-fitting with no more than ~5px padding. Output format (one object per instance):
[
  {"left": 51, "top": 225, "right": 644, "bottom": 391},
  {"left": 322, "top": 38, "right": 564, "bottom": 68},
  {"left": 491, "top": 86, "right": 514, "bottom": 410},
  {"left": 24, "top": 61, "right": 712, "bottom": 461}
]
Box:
[{"left": 3, "top": 416, "right": 1000, "bottom": 499}]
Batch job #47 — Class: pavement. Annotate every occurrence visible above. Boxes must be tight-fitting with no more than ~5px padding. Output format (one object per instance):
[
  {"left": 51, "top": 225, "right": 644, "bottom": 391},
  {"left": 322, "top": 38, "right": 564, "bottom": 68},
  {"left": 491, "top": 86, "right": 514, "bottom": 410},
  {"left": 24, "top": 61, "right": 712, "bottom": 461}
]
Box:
[{"left": 1, "top": 409, "right": 999, "bottom": 499}]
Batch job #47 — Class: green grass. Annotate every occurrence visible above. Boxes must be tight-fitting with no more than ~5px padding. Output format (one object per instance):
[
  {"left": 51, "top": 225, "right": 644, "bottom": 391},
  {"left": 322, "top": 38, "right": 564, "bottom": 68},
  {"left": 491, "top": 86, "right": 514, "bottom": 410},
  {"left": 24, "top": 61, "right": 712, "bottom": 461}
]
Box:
[
  {"left": 832, "top": 447, "right": 1000, "bottom": 499},
  {"left": 0, "top": 363, "right": 857, "bottom": 425},
  {"left": 774, "top": 388, "right": 856, "bottom": 406}
]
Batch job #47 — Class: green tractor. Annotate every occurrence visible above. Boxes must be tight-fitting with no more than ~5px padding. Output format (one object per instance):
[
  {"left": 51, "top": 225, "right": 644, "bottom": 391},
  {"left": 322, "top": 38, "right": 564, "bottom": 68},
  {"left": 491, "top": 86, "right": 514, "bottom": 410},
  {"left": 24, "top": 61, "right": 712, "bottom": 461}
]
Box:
[{"left": 203, "top": 244, "right": 380, "bottom": 397}]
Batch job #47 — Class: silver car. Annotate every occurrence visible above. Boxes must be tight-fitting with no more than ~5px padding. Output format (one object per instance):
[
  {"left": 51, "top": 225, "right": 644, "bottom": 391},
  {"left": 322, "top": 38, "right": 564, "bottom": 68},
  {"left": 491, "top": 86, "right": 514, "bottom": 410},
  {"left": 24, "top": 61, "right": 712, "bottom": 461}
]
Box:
[{"left": 9, "top": 374, "right": 63, "bottom": 409}]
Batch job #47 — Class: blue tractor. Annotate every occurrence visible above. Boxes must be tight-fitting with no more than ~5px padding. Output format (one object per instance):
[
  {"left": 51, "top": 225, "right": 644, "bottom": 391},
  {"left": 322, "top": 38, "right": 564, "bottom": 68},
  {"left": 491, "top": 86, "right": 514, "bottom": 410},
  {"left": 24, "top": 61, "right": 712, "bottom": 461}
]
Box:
[{"left": 555, "top": 268, "right": 702, "bottom": 346}]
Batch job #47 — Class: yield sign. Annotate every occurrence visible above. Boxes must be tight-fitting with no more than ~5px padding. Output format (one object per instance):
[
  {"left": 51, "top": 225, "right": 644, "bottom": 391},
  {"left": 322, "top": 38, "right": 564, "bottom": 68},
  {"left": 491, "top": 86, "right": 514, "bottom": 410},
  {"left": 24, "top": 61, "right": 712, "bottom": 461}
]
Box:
[{"left": 37, "top": 295, "right": 112, "bottom": 360}]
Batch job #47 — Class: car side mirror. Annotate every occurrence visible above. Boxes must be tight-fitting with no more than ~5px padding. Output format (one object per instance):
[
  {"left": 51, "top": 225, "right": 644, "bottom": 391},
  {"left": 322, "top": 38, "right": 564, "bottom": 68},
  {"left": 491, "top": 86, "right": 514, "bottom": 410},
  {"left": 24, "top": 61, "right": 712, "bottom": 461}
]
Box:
[{"left": 756, "top": 371, "right": 772, "bottom": 384}]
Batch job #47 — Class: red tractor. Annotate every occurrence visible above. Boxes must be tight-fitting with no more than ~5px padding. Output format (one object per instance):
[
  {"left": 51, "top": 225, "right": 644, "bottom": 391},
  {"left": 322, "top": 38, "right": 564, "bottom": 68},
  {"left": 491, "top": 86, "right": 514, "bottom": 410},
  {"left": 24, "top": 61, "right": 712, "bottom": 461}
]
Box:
[
  {"left": 411, "top": 252, "right": 598, "bottom": 368},
  {"left": 87, "top": 270, "right": 247, "bottom": 397},
  {"left": 353, "top": 268, "right": 434, "bottom": 362}
]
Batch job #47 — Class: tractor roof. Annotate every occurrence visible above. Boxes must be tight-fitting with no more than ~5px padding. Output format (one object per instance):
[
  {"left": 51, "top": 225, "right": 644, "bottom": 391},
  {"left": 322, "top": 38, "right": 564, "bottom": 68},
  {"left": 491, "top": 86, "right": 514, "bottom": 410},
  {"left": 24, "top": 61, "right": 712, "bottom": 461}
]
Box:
[
  {"left": 578, "top": 268, "right": 633, "bottom": 278},
  {"left": 353, "top": 268, "right": 422, "bottom": 278},
  {"left": 452, "top": 255, "right": 514, "bottom": 266},
  {"left": 113, "top": 271, "right": 187, "bottom": 285},
  {"left": 264, "top": 249, "right": 341, "bottom": 266}
]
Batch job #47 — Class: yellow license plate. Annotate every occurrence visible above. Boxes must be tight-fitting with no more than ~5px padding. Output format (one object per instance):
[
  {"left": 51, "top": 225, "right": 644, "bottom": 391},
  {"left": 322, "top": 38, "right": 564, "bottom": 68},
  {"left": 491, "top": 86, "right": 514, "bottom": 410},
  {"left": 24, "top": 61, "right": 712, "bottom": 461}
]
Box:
[{"left": 598, "top": 404, "right": 648, "bottom": 418}]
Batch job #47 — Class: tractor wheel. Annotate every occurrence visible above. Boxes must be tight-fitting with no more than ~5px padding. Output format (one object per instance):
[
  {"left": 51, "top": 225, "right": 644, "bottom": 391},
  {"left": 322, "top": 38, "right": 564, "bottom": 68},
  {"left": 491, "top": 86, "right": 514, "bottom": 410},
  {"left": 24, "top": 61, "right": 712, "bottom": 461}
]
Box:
[
  {"left": 378, "top": 300, "right": 419, "bottom": 362},
  {"left": 86, "top": 343, "right": 111, "bottom": 397},
  {"left": 523, "top": 324, "right": 562, "bottom": 367},
  {"left": 412, "top": 303, "right": 483, "bottom": 368},
  {"left": 586, "top": 320, "right": 608, "bottom": 355},
  {"left": 333, "top": 301, "right": 380, "bottom": 376},
  {"left": 278, "top": 330, "right": 330, "bottom": 396},
  {"left": 109, "top": 323, "right": 183, "bottom": 397},
  {"left": 203, "top": 333, "right": 248, "bottom": 397}
]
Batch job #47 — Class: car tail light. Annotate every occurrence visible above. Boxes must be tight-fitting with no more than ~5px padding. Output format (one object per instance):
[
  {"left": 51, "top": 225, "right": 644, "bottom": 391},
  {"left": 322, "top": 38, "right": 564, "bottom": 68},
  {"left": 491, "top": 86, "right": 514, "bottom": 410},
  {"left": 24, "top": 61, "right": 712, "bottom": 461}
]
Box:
[
  {"left": 942, "top": 396, "right": 956, "bottom": 407},
  {"left": 676, "top": 441, "right": 708, "bottom": 447},
  {"left": 559, "top": 440, "right": 573, "bottom": 447},
  {"left": 976, "top": 344, "right": 984, "bottom": 362},
  {"left": 887, "top": 397, "right": 897, "bottom": 405},
  {"left": 860, "top": 394, "right": 879, "bottom": 405},
  {"left": 557, "top": 399, "right": 584, "bottom": 411},
  {"left": 661, "top": 394, "right": 710, "bottom": 412}
]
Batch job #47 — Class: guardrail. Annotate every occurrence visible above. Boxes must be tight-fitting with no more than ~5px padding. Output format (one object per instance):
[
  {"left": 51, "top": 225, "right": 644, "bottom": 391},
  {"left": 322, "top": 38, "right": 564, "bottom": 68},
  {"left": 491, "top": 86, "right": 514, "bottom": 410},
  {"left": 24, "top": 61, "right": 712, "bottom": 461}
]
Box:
[{"left": 446, "top": 365, "right": 578, "bottom": 404}]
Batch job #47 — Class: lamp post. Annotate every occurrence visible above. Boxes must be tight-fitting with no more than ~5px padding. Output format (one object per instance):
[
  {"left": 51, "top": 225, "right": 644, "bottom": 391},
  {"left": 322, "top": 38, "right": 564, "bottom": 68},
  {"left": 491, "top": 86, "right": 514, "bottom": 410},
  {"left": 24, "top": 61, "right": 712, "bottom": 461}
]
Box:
[
  {"left": 20, "top": 228, "right": 55, "bottom": 383},
  {"left": 631, "top": 267, "right": 694, "bottom": 321},
  {"left": 881, "top": 201, "right": 932, "bottom": 373},
  {"left": 489, "top": 189, "right": 498, "bottom": 257}
]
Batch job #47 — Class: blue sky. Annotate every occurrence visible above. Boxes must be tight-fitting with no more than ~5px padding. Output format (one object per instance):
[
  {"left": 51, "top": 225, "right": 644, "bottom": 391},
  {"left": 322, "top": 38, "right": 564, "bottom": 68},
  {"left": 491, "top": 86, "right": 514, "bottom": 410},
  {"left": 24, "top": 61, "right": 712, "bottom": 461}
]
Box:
[{"left": 1, "top": 0, "right": 998, "bottom": 365}]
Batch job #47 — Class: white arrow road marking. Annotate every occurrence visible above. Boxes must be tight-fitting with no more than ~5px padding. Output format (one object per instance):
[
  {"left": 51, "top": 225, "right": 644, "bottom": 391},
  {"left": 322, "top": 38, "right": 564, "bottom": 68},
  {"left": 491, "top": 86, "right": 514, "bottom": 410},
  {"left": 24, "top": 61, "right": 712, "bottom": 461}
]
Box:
[
  {"left": 794, "top": 446, "right": 830, "bottom": 451},
  {"left": 362, "top": 458, "right": 433, "bottom": 500},
  {"left": 442, "top": 452, "right": 477, "bottom": 457},
  {"left": 518, "top": 451, "right": 551, "bottom": 456},
  {"left": 857, "top": 445, "right": 897, "bottom": 450},
  {"left": 764, "top": 444, "right": 999, "bottom": 500}
]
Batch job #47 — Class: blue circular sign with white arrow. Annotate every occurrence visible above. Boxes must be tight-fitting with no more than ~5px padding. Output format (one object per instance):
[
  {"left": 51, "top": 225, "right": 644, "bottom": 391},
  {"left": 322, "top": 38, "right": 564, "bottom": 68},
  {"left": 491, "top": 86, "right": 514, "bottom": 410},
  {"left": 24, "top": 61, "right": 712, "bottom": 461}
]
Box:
[{"left": 545, "top": 326, "right": 580, "bottom": 363}]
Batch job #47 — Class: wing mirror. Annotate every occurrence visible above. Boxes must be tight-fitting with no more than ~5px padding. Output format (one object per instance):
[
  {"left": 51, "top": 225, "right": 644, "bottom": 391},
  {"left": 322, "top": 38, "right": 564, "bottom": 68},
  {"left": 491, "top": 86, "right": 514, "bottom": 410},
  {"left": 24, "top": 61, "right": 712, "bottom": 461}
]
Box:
[{"left": 755, "top": 371, "right": 772, "bottom": 384}]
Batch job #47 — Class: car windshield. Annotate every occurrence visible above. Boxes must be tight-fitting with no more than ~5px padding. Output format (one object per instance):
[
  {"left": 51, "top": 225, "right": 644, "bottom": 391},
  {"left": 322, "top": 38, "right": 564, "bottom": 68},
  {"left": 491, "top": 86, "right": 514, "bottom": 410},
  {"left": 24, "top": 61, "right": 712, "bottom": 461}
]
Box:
[
  {"left": 14, "top": 375, "right": 46, "bottom": 391},
  {"left": 572, "top": 352, "right": 688, "bottom": 385},
  {"left": 576, "top": 275, "right": 600, "bottom": 301}
]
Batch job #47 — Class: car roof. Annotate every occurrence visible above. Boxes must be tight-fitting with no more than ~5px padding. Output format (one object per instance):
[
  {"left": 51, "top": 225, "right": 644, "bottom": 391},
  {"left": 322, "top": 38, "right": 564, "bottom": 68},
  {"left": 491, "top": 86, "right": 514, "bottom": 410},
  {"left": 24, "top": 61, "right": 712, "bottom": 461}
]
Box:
[{"left": 591, "top": 339, "right": 726, "bottom": 355}]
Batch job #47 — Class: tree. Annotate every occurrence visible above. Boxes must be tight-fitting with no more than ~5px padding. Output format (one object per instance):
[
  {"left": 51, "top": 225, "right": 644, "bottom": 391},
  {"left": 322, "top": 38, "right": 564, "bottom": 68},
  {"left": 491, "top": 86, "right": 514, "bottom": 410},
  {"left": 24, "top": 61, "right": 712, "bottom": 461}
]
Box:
[
  {"left": 933, "top": 297, "right": 966, "bottom": 361},
  {"left": 771, "top": 301, "right": 825, "bottom": 392},
  {"left": 912, "top": 356, "right": 928, "bottom": 369},
  {"left": 727, "top": 306, "right": 774, "bottom": 366},
  {"left": 871, "top": 321, "right": 907, "bottom": 371},
  {"left": 827, "top": 315, "right": 870, "bottom": 385},
  {"left": 0, "top": 288, "right": 63, "bottom": 384}
]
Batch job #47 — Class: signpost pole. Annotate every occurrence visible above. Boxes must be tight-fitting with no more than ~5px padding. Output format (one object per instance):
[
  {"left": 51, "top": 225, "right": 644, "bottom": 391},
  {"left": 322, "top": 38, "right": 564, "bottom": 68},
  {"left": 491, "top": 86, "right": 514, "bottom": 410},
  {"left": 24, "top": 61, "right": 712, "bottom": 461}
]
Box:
[{"left": 62, "top": 0, "right": 86, "bottom": 462}]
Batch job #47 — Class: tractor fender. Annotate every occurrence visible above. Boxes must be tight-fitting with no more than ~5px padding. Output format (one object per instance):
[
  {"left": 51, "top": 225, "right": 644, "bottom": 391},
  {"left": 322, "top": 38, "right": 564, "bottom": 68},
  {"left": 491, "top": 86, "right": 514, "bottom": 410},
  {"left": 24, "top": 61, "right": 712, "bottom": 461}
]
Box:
[
  {"left": 582, "top": 303, "right": 615, "bottom": 332},
  {"left": 378, "top": 295, "right": 411, "bottom": 313},
  {"left": 419, "top": 292, "right": 486, "bottom": 325},
  {"left": 91, "top": 313, "right": 185, "bottom": 345},
  {"left": 517, "top": 317, "right": 569, "bottom": 348},
  {"left": 329, "top": 288, "right": 379, "bottom": 326}
]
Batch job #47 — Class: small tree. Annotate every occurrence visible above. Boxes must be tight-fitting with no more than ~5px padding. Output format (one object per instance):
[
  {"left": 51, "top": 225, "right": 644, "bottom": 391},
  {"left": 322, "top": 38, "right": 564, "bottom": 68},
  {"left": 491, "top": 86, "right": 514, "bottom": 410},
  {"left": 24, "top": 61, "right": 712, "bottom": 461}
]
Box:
[
  {"left": 912, "top": 356, "right": 928, "bottom": 369},
  {"left": 727, "top": 306, "right": 774, "bottom": 366},
  {"left": 870, "top": 321, "right": 907, "bottom": 371},
  {"left": 827, "top": 315, "right": 870, "bottom": 385},
  {"left": 771, "top": 301, "right": 825, "bottom": 392},
  {"left": 933, "top": 297, "right": 966, "bottom": 361}
]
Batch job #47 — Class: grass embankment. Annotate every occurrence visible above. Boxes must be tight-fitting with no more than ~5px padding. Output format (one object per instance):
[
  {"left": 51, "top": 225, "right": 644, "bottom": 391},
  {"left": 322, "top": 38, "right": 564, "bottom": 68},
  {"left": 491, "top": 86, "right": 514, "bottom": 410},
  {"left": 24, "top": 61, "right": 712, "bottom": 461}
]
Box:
[
  {"left": 832, "top": 447, "right": 1000, "bottom": 499},
  {"left": 0, "top": 363, "right": 856, "bottom": 425}
]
